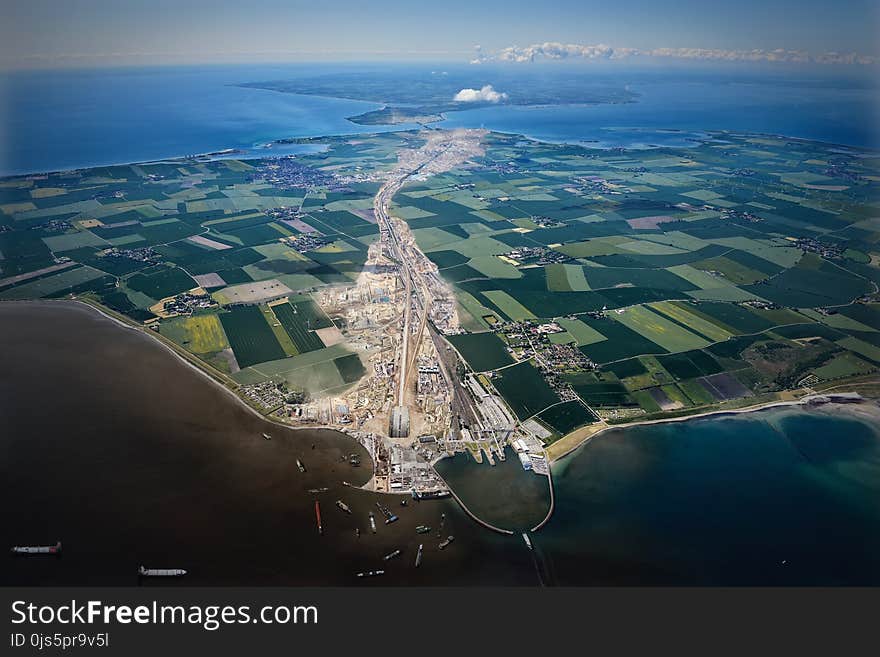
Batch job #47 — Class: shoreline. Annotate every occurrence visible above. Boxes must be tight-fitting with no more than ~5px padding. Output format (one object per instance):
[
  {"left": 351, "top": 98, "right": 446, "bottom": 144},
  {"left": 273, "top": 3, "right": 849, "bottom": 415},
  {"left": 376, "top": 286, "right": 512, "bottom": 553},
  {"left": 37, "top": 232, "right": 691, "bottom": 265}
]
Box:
[
  {"left": 5, "top": 102, "right": 877, "bottom": 180},
  {"left": 0, "top": 298, "right": 355, "bottom": 442},
  {"left": 3, "top": 298, "right": 878, "bottom": 541},
  {"left": 546, "top": 395, "right": 880, "bottom": 464}
]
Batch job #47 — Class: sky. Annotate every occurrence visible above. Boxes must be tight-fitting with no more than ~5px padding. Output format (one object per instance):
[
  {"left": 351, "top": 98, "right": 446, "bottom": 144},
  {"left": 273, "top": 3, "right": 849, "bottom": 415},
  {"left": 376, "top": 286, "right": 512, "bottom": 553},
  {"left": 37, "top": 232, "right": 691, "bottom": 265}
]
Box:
[{"left": 2, "top": 0, "right": 879, "bottom": 69}]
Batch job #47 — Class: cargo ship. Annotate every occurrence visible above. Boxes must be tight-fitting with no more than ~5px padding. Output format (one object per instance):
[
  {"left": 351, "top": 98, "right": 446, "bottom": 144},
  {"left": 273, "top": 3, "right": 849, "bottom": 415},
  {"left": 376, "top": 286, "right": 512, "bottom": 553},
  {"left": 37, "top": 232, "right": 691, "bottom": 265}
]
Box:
[
  {"left": 411, "top": 489, "right": 451, "bottom": 500},
  {"left": 522, "top": 533, "right": 533, "bottom": 550},
  {"left": 336, "top": 500, "right": 352, "bottom": 514},
  {"left": 11, "top": 540, "right": 61, "bottom": 555},
  {"left": 376, "top": 502, "right": 398, "bottom": 524},
  {"left": 415, "top": 543, "right": 423, "bottom": 568},
  {"left": 315, "top": 500, "right": 323, "bottom": 535},
  {"left": 369, "top": 512, "right": 377, "bottom": 534},
  {"left": 415, "top": 525, "right": 431, "bottom": 534},
  {"left": 296, "top": 459, "right": 306, "bottom": 473},
  {"left": 439, "top": 536, "right": 455, "bottom": 550},
  {"left": 308, "top": 487, "right": 329, "bottom": 493},
  {"left": 383, "top": 549, "right": 401, "bottom": 561},
  {"left": 138, "top": 566, "right": 186, "bottom": 577}
]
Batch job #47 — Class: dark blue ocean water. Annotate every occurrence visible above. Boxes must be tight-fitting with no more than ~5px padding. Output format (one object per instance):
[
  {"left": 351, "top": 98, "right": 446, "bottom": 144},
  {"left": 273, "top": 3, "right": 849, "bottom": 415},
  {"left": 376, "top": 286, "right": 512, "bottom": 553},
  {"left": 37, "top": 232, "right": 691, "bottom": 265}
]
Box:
[
  {"left": 434, "top": 406, "right": 880, "bottom": 585},
  {"left": 2, "top": 64, "right": 878, "bottom": 176},
  {"left": 536, "top": 407, "right": 880, "bottom": 585}
]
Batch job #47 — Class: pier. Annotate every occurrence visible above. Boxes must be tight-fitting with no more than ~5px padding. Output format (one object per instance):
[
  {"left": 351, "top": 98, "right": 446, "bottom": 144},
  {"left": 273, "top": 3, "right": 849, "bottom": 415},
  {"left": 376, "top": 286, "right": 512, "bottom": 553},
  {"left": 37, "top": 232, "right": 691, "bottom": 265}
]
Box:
[{"left": 530, "top": 466, "right": 555, "bottom": 532}]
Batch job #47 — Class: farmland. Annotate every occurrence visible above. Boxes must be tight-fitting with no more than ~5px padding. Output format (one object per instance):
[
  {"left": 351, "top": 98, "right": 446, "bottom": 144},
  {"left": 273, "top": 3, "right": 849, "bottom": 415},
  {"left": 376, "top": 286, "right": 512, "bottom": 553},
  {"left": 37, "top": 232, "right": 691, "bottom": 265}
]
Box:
[
  {"left": 159, "top": 313, "right": 229, "bottom": 354},
  {"left": 388, "top": 129, "right": 880, "bottom": 430},
  {"left": 447, "top": 331, "right": 514, "bottom": 371},
  {"left": 218, "top": 306, "right": 287, "bottom": 368},
  {"left": 491, "top": 361, "right": 561, "bottom": 420},
  {"left": 537, "top": 401, "right": 598, "bottom": 437},
  {"left": 271, "top": 300, "right": 325, "bottom": 354},
  {"left": 1, "top": 127, "right": 879, "bottom": 438}
]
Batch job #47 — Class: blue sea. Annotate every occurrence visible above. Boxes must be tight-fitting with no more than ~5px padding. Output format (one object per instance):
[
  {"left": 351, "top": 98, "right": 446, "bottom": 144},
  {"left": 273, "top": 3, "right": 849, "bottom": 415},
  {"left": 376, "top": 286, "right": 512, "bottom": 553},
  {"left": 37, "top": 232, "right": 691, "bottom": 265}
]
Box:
[
  {"left": 0, "top": 65, "right": 420, "bottom": 176},
  {"left": 438, "top": 406, "right": 880, "bottom": 585},
  {"left": 537, "top": 407, "right": 880, "bottom": 585},
  {"left": 2, "top": 63, "right": 878, "bottom": 176},
  {"left": 441, "top": 78, "right": 880, "bottom": 150}
]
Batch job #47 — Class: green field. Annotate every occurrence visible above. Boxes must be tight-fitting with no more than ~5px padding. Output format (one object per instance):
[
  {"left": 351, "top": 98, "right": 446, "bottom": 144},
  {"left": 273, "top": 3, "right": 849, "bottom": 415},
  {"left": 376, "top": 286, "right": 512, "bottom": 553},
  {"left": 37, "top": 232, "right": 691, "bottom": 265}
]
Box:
[
  {"left": 612, "top": 305, "right": 710, "bottom": 353},
  {"left": 492, "top": 361, "right": 560, "bottom": 420},
  {"left": 446, "top": 332, "right": 514, "bottom": 371},
  {"left": 0, "top": 266, "right": 107, "bottom": 300},
  {"left": 481, "top": 290, "right": 537, "bottom": 321},
  {"left": 1, "top": 127, "right": 878, "bottom": 408},
  {"left": 537, "top": 401, "right": 598, "bottom": 435},
  {"left": 126, "top": 266, "right": 196, "bottom": 300},
  {"left": 335, "top": 353, "right": 366, "bottom": 383},
  {"left": 159, "top": 313, "right": 229, "bottom": 354},
  {"left": 649, "top": 301, "right": 735, "bottom": 343},
  {"left": 566, "top": 372, "right": 636, "bottom": 407},
  {"left": 271, "top": 301, "right": 325, "bottom": 353},
  {"left": 556, "top": 317, "right": 607, "bottom": 346},
  {"left": 218, "top": 306, "right": 288, "bottom": 368}
]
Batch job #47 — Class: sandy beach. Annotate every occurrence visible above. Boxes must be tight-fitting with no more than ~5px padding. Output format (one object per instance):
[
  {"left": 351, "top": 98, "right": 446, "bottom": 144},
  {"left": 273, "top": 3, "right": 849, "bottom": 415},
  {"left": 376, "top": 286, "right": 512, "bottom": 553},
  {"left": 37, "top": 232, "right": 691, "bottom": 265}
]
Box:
[{"left": 546, "top": 395, "right": 880, "bottom": 464}]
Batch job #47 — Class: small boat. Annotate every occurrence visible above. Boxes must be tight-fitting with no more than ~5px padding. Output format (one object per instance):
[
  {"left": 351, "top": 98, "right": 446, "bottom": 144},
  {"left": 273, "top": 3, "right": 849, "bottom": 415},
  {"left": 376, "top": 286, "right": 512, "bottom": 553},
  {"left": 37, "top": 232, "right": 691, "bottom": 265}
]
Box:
[
  {"left": 349, "top": 455, "right": 361, "bottom": 467},
  {"left": 336, "top": 500, "right": 352, "bottom": 514},
  {"left": 296, "top": 459, "right": 306, "bottom": 473},
  {"left": 355, "top": 528, "right": 361, "bottom": 538},
  {"left": 138, "top": 566, "right": 186, "bottom": 577},
  {"left": 383, "top": 549, "right": 401, "bottom": 561},
  {"left": 522, "top": 532, "right": 533, "bottom": 550},
  {"left": 416, "top": 525, "right": 431, "bottom": 534},
  {"left": 11, "top": 540, "right": 61, "bottom": 555},
  {"left": 357, "top": 570, "right": 385, "bottom": 578},
  {"left": 415, "top": 543, "right": 423, "bottom": 568},
  {"left": 439, "top": 536, "right": 455, "bottom": 550},
  {"left": 400, "top": 499, "right": 408, "bottom": 507},
  {"left": 262, "top": 433, "right": 271, "bottom": 441},
  {"left": 384, "top": 515, "right": 398, "bottom": 525}
]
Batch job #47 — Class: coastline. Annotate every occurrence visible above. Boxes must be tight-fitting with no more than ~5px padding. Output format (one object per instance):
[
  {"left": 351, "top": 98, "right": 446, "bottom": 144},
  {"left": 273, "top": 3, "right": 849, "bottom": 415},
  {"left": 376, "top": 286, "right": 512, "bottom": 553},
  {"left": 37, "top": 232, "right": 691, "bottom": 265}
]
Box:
[
  {"left": 8, "top": 299, "right": 878, "bottom": 476},
  {"left": 546, "top": 395, "right": 880, "bottom": 464},
  {"left": 0, "top": 298, "right": 353, "bottom": 441}
]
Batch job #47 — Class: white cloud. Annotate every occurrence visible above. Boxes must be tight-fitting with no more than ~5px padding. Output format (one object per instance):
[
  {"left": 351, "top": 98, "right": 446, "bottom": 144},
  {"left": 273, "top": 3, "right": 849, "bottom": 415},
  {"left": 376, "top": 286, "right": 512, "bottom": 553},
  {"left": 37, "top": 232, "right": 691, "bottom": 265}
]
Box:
[
  {"left": 453, "top": 84, "right": 508, "bottom": 103},
  {"left": 471, "top": 41, "right": 876, "bottom": 66}
]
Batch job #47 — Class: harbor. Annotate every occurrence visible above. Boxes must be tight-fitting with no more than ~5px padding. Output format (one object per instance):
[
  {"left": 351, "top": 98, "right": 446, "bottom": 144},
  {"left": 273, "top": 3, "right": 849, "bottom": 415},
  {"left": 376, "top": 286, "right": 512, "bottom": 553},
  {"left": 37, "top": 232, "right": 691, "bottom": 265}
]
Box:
[
  {"left": 2, "top": 302, "right": 542, "bottom": 587},
  {"left": 7, "top": 303, "right": 877, "bottom": 586}
]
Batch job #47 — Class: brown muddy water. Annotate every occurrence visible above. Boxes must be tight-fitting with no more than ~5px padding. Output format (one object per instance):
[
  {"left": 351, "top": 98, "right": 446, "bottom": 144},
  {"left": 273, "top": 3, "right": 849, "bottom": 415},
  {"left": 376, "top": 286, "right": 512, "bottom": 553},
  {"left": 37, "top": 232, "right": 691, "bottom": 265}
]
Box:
[{"left": 0, "top": 301, "right": 537, "bottom": 586}]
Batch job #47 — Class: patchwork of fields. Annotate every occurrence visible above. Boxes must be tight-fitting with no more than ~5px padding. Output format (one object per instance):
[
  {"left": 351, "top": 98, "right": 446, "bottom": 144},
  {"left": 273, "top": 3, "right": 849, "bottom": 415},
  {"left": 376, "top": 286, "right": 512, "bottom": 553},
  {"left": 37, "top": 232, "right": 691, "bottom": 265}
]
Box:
[
  {"left": 0, "top": 139, "right": 401, "bottom": 393},
  {"left": 1, "top": 129, "right": 879, "bottom": 430},
  {"left": 388, "top": 131, "right": 880, "bottom": 432}
]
